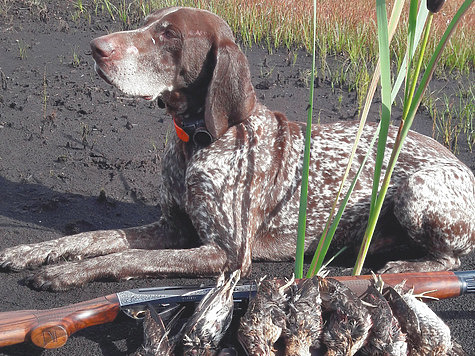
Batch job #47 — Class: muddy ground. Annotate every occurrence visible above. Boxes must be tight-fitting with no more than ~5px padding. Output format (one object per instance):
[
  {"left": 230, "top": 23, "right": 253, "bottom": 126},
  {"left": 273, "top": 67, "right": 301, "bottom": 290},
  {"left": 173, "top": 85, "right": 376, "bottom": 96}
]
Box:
[{"left": 0, "top": 1, "right": 474, "bottom": 355}]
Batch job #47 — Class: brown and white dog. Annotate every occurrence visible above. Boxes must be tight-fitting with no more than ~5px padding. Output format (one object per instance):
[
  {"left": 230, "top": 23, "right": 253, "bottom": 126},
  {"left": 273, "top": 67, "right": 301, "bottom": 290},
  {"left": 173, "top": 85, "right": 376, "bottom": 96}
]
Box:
[{"left": 0, "top": 7, "right": 474, "bottom": 291}]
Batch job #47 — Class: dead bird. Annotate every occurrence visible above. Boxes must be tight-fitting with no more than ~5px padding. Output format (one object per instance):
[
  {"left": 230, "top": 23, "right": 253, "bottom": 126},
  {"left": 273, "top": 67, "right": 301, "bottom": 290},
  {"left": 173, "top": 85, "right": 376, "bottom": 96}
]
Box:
[
  {"left": 133, "top": 306, "right": 175, "bottom": 356},
  {"left": 385, "top": 321, "right": 408, "bottom": 356},
  {"left": 238, "top": 276, "right": 294, "bottom": 355},
  {"left": 284, "top": 276, "right": 323, "bottom": 356},
  {"left": 359, "top": 277, "right": 407, "bottom": 356},
  {"left": 215, "top": 348, "right": 237, "bottom": 356},
  {"left": 319, "top": 277, "right": 372, "bottom": 356},
  {"left": 182, "top": 270, "right": 241, "bottom": 356},
  {"left": 385, "top": 284, "right": 465, "bottom": 356}
]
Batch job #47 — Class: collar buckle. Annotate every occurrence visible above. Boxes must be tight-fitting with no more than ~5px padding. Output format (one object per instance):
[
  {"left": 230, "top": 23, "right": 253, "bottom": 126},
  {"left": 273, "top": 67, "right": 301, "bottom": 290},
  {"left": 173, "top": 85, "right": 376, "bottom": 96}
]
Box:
[{"left": 173, "top": 117, "right": 213, "bottom": 147}]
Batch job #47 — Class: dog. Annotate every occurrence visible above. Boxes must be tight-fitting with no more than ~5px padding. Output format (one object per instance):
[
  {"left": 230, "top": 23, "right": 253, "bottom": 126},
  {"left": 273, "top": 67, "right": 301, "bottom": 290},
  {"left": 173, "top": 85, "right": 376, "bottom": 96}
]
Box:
[{"left": 0, "top": 7, "right": 473, "bottom": 291}]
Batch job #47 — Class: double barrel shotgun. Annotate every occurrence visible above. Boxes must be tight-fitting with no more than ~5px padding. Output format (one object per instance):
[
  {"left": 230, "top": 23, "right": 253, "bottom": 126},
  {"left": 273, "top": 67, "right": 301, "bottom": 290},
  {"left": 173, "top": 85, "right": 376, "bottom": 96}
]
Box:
[{"left": 0, "top": 270, "right": 474, "bottom": 349}]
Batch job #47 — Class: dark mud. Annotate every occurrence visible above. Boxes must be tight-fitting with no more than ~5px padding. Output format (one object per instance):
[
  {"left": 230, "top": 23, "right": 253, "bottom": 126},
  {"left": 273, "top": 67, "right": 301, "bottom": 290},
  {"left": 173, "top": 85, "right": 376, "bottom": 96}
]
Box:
[{"left": 0, "top": 1, "right": 474, "bottom": 355}]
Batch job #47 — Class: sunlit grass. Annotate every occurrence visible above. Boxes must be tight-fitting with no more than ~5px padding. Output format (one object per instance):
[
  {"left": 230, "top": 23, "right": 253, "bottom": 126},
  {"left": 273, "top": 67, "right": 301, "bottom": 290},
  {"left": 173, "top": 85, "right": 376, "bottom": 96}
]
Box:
[
  {"left": 295, "top": 0, "right": 317, "bottom": 279},
  {"left": 425, "top": 85, "right": 475, "bottom": 152}
]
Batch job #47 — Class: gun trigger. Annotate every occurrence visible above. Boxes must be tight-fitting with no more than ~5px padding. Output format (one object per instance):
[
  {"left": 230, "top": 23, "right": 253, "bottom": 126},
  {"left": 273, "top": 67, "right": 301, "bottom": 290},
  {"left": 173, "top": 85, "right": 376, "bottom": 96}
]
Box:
[
  {"left": 122, "top": 303, "right": 181, "bottom": 320},
  {"left": 122, "top": 305, "right": 148, "bottom": 319}
]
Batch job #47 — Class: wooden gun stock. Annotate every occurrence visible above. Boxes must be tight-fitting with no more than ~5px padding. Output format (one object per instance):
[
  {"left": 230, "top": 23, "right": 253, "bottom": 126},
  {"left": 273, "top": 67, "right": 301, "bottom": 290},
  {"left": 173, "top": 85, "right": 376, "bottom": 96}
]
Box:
[
  {"left": 0, "top": 270, "right": 473, "bottom": 349},
  {"left": 0, "top": 294, "right": 120, "bottom": 349}
]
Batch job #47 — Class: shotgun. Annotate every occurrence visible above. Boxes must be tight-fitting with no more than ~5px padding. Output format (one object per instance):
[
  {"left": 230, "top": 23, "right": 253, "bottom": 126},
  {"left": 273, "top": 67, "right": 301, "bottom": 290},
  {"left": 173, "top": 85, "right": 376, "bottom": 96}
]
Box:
[{"left": 0, "top": 270, "right": 473, "bottom": 349}]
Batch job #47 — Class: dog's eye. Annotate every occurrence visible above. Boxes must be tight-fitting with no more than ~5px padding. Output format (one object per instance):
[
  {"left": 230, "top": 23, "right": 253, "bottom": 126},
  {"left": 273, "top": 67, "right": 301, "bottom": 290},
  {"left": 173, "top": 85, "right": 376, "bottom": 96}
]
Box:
[{"left": 163, "top": 29, "right": 175, "bottom": 39}]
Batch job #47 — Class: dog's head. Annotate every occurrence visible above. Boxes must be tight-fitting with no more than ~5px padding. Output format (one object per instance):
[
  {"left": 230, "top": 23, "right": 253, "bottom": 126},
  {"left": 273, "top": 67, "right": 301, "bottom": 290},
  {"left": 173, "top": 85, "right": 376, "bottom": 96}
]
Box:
[{"left": 90, "top": 7, "right": 256, "bottom": 142}]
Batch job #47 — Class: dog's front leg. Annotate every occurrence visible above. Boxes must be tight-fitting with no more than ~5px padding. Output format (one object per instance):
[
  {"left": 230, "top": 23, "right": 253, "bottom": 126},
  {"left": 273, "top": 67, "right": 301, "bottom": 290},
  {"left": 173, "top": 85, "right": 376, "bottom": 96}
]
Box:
[
  {"left": 0, "top": 229, "right": 129, "bottom": 271},
  {"left": 25, "top": 245, "right": 227, "bottom": 291},
  {"left": 0, "top": 220, "right": 174, "bottom": 271}
]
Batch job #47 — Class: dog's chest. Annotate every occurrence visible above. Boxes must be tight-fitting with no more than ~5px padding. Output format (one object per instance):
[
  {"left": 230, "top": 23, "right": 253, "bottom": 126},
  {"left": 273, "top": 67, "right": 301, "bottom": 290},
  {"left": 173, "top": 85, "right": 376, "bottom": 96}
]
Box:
[{"left": 185, "top": 113, "right": 303, "bottom": 214}]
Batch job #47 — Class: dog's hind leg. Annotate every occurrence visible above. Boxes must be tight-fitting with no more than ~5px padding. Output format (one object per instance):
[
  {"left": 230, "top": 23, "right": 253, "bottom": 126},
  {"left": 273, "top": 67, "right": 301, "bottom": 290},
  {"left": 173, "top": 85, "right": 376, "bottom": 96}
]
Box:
[{"left": 379, "top": 164, "right": 475, "bottom": 273}]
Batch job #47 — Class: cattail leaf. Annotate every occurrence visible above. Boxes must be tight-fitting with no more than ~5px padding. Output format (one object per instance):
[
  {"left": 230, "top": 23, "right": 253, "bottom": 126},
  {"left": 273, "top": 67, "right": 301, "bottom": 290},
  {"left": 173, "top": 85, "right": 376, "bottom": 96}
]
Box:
[
  {"left": 368, "top": 0, "right": 391, "bottom": 218},
  {"left": 404, "top": 0, "right": 420, "bottom": 104},
  {"left": 295, "top": 0, "right": 317, "bottom": 279},
  {"left": 392, "top": 4, "right": 429, "bottom": 103},
  {"left": 353, "top": 0, "right": 393, "bottom": 276}
]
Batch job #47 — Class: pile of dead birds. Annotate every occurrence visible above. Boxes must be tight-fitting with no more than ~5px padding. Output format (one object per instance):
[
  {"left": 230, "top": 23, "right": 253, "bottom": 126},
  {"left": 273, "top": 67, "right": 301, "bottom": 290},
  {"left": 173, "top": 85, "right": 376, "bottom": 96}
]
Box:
[{"left": 133, "top": 270, "right": 465, "bottom": 356}]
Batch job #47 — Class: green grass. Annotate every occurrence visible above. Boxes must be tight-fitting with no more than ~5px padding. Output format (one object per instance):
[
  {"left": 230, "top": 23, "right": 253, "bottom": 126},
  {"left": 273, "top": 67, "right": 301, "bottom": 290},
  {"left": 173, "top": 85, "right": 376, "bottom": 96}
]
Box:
[
  {"left": 75, "top": 0, "right": 85, "bottom": 13},
  {"left": 71, "top": 46, "right": 81, "bottom": 68},
  {"left": 17, "top": 40, "right": 28, "bottom": 60},
  {"left": 5, "top": 1, "right": 472, "bottom": 77},
  {"left": 295, "top": 0, "right": 317, "bottom": 279},
  {"left": 424, "top": 85, "right": 475, "bottom": 152}
]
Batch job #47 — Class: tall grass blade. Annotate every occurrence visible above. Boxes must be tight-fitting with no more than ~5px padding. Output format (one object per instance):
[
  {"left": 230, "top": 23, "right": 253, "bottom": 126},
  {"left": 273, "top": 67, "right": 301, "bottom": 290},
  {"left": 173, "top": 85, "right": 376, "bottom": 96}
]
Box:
[
  {"left": 306, "top": 123, "right": 380, "bottom": 277},
  {"left": 306, "top": 0, "right": 405, "bottom": 277},
  {"left": 392, "top": 5, "right": 429, "bottom": 103},
  {"left": 401, "top": 2, "right": 431, "bottom": 129},
  {"left": 320, "top": 246, "right": 349, "bottom": 272},
  {"left": 404, "top": 0, "right": 420, "bottom": 104},
  {"left": 369, "top": 0, "right": 392, "bottom": 222},
  {"left": 353, "top": 0, "right": 392, "bottom": 276},
  {"left": 294, "top": 0, "right": 317, "bottom": 279}
]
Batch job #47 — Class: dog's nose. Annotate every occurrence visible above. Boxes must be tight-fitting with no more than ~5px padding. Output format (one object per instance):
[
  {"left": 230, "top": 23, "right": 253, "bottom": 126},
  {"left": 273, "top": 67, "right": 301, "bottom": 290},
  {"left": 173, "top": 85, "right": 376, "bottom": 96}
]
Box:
[{"left": 90, "top": 37, "right": 115, "bottom": 59}]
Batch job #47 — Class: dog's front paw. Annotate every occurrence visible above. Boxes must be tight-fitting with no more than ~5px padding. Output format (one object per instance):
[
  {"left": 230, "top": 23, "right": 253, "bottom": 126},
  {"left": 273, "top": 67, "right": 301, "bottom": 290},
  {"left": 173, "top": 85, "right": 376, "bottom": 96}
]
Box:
[
  {"left": 379, "top": 256, "right": 461, "bottom": 274},
  {"left": 25, "top": 263, "right": 87, "bottom": 291},
  {"left": 0, "top": 242, "right": 60, "bottom": 271},
  {"left": 377, "top": 260, "right": 412, "bottom": 274}
]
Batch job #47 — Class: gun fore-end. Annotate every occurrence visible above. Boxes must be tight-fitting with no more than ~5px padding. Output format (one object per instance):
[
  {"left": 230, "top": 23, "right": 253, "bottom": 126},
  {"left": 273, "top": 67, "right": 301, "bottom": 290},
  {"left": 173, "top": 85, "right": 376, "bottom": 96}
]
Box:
[{"left": 335, "top": 270, "right": 469, "bottom": 299}]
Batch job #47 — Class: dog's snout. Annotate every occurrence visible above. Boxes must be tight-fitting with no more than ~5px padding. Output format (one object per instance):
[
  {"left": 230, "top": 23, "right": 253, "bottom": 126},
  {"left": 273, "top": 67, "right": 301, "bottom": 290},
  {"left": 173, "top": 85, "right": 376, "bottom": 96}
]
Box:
[{"left": 90, "top": 37, "right": 115, "bottom": 59}]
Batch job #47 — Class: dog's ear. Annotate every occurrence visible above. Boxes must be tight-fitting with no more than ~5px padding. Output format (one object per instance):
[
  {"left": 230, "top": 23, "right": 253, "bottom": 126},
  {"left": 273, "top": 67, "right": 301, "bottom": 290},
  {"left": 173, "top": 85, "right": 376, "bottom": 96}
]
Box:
[{"left": 204, "top": 40, "right": 256, "bottom": 140}]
